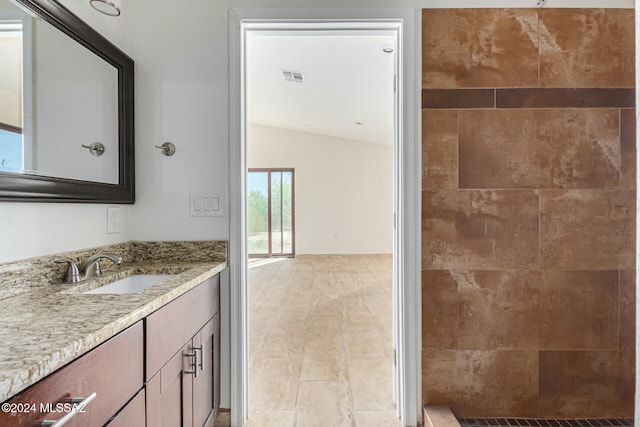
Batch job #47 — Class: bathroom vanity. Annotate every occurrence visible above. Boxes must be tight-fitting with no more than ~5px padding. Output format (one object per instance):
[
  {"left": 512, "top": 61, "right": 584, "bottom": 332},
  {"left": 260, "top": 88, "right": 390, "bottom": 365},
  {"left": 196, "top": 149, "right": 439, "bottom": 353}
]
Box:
[{"left": 0, "top": 241, "right": 226, "bottom": 427}]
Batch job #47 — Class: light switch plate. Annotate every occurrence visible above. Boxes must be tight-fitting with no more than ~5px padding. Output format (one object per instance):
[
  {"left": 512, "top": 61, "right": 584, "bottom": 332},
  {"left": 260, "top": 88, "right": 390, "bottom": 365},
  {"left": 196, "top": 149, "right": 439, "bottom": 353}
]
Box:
[
  {"left": 107, "top": 206, "right": 120, "bottom": 234},
  {"left": 190, "top": 193, "right": 223, "bottom": 217}
]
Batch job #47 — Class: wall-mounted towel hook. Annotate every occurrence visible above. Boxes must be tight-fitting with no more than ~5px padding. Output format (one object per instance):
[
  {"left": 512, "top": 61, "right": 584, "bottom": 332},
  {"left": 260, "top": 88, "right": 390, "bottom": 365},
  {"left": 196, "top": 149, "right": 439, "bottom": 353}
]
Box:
[
  {"left": 537, "top": 0, "right": 547, "bottom": 7},
  {"left": 155, "top": 142, "right": 176, "bottom": 156},
  {"left": 81, "top": 142, "right": 105, "bottom": 156}
]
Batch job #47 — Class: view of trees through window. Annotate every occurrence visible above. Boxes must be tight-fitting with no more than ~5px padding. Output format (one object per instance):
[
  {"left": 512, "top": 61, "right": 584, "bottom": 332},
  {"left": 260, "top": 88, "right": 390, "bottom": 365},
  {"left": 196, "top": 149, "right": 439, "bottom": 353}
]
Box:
[
  {"left": 247, "top": 169, "right": 294, "bottom": 256},
  {"left": 0, "top": 128, "right": 22, "bottom": 173}
]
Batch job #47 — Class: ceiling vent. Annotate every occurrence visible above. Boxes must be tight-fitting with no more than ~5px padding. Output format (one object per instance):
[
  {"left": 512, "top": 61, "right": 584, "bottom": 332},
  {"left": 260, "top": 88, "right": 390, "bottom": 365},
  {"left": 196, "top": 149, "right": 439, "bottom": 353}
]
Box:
[{"left": 281, "top": 70, "right": 304, "bottom": 84}]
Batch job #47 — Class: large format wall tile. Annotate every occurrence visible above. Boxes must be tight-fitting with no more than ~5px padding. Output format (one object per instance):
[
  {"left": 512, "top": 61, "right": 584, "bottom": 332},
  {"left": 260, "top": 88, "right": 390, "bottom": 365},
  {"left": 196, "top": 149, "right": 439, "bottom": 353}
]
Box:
[
  {"left": 540, "top": 189, "right": 635, "bottom": 270},
  {"left": 421, "top": 7, "right": 635, "bottom": 418},
  {"left": 422, "top": 109, "right": 458, "bottom": 190},
  {"left": 539, "top": 9, "right": 635, "bottom": 88},
  {"left": 422, "top": 9, "right": 539, "bottom": 88},
  {"left": 422, "top": 349, "right": 538, "bottom": 417},
  {"left": 456, "top": 270, "right": 542, "bottom": 350},
  {"left": 423, "top": 190, "right": 539, "bottom": 270},
  {"left": 620, "top": 108, "right": 636, "bottom": 188},
  {"left": 424, "top": 269, "right": 621, "bottom": 353},
  {"left": 459, "top": 109, "right": 620, "bottom": 189},
  {"left": 422, "top": 270, "right": 458, "bottom": 349},
  {"left": 618, "top": 270, "right": 636, "bottom": 351},
  {"left": 539, "top": 351, "right": 634, "bottom": 417},
  {"left": 539, "top": 270, "right": 619, "bottom": 350}
]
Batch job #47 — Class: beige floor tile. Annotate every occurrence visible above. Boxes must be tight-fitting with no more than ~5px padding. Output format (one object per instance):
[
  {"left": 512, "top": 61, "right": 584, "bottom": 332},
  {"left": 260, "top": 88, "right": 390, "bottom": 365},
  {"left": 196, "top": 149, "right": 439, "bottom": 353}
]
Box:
[
  {"left": 306, "top": 313, "right": 343, "bottom": 332},
  {"left": 354, "top": 410, "right": 403, "bottom": 427},
  {"left": 244, "top": 410, "right": 296, "bottom": 427},
  {"left": 295, "top": 380, "right": 355, "bottom": 427},
  {"left": 248, "top": 255, "right": 396, "bottom": 423},
  {"left": 349, "top": 358, "right": 396, "bottom": 410},
  {"left": 343, "top": 330, "right": 389, "bottom": 359},
  {"left": 300, "top": 342, "right": 349, "bottom": 381},
  {"left": 249, "top": 357, "right": 301, "bottom": 411},
  {"left": 260, "top": 324, "right": 307, "bottom": 358}
]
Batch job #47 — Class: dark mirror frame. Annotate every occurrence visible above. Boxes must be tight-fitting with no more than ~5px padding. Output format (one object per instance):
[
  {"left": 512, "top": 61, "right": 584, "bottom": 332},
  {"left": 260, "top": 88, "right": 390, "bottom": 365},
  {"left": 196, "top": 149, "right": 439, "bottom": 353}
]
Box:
[{"left": 0, "top": 0, "right": 134, "bottom": 203}]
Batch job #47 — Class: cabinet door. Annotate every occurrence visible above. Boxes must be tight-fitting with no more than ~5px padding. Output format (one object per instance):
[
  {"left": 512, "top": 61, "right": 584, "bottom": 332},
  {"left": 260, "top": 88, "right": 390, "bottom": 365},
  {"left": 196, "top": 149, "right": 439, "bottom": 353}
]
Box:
[
  {"left": 106, "top": 389, "right": 145, "bottom": 427},
  {"left": 146, "top": 275, "right": 220, "bottom": 380},
  {"left": 192, "top": 314, "right": 220, "bottom": 427},
  {"left": 146, "top": 342, "right": 194, "bottom": 427}
]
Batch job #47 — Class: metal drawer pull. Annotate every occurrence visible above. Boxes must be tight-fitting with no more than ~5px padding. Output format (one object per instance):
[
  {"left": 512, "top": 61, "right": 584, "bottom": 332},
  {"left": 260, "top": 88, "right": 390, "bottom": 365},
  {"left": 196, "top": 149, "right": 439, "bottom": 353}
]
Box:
[
  {"left": 38, "top": 392, "right": 97, "bottom": 427},
  {"left": 185, "top": 351, "right": 198, "bottom": 377},
  {"left": 194, "top": 344, "right": 204, "bottom": 371}
]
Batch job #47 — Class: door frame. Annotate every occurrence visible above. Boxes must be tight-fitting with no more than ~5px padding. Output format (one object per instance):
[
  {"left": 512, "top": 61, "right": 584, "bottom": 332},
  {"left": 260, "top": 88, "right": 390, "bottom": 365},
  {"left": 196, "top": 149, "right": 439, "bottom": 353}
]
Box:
[{"left": 229, "top": 7, "right": 422, "bottom": 426}]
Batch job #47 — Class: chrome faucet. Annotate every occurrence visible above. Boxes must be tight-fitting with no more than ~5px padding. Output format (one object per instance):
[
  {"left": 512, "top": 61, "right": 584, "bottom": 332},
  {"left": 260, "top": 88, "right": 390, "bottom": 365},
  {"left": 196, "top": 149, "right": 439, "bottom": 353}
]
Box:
[
  {"left": 80, "top": 253, "right": 123, "bottom": 279},
  {"left": 56, "top": 252, "right": 123, "bottom": 283}
]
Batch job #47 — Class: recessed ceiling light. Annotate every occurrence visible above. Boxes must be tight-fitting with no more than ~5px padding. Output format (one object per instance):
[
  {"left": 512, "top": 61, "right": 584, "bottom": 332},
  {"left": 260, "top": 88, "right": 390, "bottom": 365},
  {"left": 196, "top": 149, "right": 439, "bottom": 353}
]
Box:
[
  {"left": 281, "top": 70, "right": 304, "bottom": 83},
  {"left": 90, "top": 0, "right": 121, "bottom": 16}
]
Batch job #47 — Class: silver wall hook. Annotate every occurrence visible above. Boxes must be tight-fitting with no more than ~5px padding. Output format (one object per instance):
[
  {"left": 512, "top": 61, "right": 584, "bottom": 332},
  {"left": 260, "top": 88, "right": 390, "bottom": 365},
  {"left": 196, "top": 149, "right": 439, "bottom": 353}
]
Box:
[
  {"left": 81, "top": 142, "right": 105, "bottom": 156},
  {"left": 155, "top": 142, "right": 176, "bottom": 156},
  {"left": 537, "top": 0, "right": 548, "bottom": 7}
]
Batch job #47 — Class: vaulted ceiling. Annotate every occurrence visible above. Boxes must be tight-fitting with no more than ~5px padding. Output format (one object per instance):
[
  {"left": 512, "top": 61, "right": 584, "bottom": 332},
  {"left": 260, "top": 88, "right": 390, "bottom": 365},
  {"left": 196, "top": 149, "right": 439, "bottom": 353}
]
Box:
[{"left": 246, "top": 31, "right": 397, "bottom": 145}]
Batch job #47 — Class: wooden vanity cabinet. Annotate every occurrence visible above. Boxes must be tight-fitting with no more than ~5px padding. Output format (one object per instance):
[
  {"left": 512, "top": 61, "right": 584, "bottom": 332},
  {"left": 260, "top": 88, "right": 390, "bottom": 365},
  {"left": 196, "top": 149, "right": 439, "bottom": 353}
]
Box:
[
  {"left": 0, "top": 273, "right": 221, "bottom": 427},
  {"left": 0, "top": 321, "right": 143, "bottom": 427},
  {"left": 146, "top": 275, "right": 220, "bottom": 427}
]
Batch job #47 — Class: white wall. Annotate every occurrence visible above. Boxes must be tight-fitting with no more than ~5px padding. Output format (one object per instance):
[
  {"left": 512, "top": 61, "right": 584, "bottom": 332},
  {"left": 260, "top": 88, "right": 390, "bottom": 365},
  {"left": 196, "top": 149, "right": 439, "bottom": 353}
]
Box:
[{"left": 247, "top": 124, "right": 393, "bottom": 254}]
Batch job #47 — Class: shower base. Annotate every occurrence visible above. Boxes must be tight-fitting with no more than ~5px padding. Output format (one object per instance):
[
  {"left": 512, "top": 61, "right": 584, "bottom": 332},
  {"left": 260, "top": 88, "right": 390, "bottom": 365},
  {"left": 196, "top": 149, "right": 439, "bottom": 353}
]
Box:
[{"left": 459, "top": 418, "right": 634, "bottom": 427}]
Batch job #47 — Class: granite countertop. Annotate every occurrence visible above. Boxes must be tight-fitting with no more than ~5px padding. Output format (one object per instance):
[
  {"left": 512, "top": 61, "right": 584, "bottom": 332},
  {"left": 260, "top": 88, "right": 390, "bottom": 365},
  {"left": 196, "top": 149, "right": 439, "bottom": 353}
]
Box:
[{"left": 0, "top": 241, "right": 227, "bottom": 403}]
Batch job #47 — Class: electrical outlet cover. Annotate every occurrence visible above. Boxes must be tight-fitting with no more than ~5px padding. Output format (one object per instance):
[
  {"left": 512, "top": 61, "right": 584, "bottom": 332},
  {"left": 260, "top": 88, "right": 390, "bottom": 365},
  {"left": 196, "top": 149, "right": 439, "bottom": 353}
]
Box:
[{"left": 107, "top": 206, "right": 120, "bottom": 234}]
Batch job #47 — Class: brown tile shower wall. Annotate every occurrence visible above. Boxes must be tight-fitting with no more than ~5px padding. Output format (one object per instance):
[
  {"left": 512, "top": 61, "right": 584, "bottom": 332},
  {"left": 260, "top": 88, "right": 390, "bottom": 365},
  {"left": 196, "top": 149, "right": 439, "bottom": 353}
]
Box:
[{"left": 421, "top": 9, "right": 635, "bottom": 418}]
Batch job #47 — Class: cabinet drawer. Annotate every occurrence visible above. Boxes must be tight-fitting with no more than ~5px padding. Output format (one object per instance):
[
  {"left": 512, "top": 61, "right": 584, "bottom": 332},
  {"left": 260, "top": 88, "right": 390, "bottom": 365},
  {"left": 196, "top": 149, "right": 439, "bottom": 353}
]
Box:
[
  {"left": 106, "top": 388, "right": 145, "bottom": 427},
  {"left": 0, "top": 321, "right": 143, "bottom": 427},
  {"left": 146, "top": 275, "right": 220, "bottom": 378}
]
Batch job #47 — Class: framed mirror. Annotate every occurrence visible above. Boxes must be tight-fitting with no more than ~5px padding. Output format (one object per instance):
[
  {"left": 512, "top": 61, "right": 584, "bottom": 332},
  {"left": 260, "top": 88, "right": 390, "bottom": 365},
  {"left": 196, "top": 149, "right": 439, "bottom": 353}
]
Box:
[{"left": 0, "top": 0, "right": 134, "bottom": 203}]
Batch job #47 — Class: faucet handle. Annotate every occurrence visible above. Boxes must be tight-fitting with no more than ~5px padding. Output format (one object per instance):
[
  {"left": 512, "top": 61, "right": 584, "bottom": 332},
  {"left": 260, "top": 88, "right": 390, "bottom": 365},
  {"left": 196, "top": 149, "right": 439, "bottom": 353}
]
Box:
[{"left": 55, "top": 258, "right": 81, "bottom": 283}]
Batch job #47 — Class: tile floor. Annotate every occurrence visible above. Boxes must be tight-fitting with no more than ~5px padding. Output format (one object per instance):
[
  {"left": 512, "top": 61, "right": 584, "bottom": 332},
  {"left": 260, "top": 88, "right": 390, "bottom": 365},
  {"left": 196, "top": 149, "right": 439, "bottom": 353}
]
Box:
[{"left": 242, "top": 254, "right": 401, "bottom": 427}]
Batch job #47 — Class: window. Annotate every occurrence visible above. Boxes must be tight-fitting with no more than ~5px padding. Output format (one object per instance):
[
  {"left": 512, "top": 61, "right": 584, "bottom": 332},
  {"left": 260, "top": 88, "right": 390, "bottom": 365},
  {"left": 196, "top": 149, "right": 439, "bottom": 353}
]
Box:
[{"left": 247, "top": 169, "right": 295, "bottom": 257}]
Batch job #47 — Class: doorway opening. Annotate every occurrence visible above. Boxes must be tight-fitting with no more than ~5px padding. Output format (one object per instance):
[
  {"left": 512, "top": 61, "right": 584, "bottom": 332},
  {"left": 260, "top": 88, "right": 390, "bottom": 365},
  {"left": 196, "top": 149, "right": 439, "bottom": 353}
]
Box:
[
  {"left": 246, "top": 24, "right": 397, "bottom": 424},
  {"left": 229, "top": 9, "right": 421, "bottom": 427}
]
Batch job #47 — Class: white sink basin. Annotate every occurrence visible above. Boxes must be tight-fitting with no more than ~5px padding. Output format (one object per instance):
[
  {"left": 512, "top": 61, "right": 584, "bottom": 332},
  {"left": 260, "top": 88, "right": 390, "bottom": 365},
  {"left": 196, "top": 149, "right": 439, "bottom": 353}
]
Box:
[{"left": 83, "top": 274, "right": 176, "bottom": 295}]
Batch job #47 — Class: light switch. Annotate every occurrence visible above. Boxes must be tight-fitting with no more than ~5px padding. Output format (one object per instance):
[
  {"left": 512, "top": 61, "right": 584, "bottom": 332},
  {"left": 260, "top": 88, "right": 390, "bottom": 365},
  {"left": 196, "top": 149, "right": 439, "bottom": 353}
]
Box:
[{"left": 190, "top": 193, "right": 224, "bottom": 217}]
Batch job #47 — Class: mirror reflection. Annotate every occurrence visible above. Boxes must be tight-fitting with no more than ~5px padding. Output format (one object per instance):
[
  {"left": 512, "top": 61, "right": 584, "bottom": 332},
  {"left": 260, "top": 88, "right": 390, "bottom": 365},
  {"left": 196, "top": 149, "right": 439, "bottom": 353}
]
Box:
[{"left": 0, "top": 0, "right": 119, "bottom": 184}]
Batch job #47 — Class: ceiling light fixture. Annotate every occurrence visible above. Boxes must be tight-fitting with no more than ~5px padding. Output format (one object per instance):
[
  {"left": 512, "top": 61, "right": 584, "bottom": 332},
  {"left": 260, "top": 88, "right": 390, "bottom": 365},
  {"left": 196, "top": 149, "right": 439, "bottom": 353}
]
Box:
[
  {"left": 281, "top": 70, "right": 304, "bottom": 84},
  {"left": 90, "top": 0, "right": 121, "bottom": 16}
]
